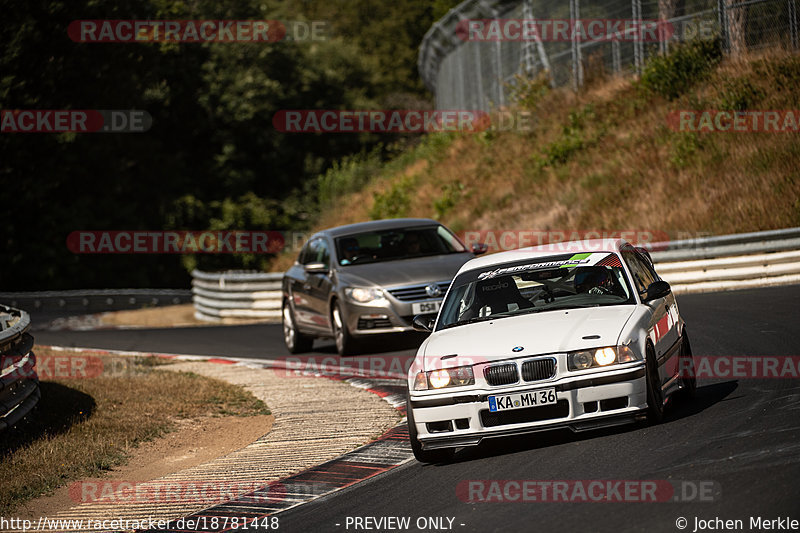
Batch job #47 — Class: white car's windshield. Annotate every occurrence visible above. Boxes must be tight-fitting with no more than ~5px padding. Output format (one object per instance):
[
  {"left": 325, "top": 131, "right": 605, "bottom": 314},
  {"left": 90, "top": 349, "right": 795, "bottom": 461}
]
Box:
[{"left": 438, "top": 252, "right": 635, "bottom": 330}]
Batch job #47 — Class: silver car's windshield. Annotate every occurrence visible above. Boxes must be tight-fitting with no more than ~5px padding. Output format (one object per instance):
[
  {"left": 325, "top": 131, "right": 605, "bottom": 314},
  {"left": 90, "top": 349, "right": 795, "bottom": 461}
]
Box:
[
  {"left": 438, "top": 254, "right": 635, "bottom": 330},
  {"left": 335, "top": 225, "right": 467, "bottom": 266}
]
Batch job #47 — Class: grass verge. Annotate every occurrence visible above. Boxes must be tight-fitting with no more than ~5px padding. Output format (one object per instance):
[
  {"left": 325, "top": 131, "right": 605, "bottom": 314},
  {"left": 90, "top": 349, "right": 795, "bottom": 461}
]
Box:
[{"left": 0, "top": 348, "right": 270, "bottom": 514}]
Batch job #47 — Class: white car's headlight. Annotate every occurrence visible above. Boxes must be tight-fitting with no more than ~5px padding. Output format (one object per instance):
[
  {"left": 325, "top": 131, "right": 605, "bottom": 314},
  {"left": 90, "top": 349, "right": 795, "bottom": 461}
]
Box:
[
  {"left": 567, "top": 345, "right": 637, "bottom": 371},
  {"left": 413, "top": 366, "right": 475, "bottom": 391},
  {"left": 344, "top": 287, "right": 385, "bottom": 304}
]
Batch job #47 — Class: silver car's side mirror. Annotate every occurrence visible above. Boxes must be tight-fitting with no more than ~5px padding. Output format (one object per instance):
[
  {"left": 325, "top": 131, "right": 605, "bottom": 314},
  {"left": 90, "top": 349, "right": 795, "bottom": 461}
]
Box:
[
  {"left": 304, "top": 262, "right": 328, "bottom": 274},
  {"left": 471, "top": 243, "right": 489, "bottom": 255}
]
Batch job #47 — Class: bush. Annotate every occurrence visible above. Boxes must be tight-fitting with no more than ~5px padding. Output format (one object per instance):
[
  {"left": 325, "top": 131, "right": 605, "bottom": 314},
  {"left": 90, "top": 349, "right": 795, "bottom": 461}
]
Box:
[
  {"left": 369, "top": 176, "right": 415, "bottom": 219},
  {"left": 718, "top": 78, "right": 764, "bottom": 111},
  {"left": 165, "top": 192, "right": 288, "bottom": 274},
  {"left": 538, "top": 105, "right": 595, "bottom": 167},
  {"left": 669, "top": 132, "right": 703, "bottom": 168},
  {"left": 318, "top": 147, "right": 385, "bottom": 209},
  {"left": 433, "top": 182, "right": 465, "bottom": 219},
  {"left": 639, "top": 39, "right": 723, "bottom": 100},
  {"left": 507, "top": 72, "right": 552, "bottom": 110}
]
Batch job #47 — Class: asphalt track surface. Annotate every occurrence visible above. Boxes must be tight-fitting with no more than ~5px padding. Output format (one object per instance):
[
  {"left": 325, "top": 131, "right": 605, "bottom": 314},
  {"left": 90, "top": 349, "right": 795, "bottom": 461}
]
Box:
[{"left": 36, "top": 285, "right": 800, "bottom": 533}]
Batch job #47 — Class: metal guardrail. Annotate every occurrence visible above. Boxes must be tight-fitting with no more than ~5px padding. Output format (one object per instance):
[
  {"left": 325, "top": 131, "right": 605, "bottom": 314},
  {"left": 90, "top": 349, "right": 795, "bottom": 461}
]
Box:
[
  {"left": 191, "top": 270, "right": 283, "bottom": 322},
  {"left": 0, "top": 304, "right": 40, "bottom": 431},
  {"left": 192, "top": 227, "right": 800, "bottom": 321},
  {"left": 649, "top": 227, "right": 800, "bottom": 261},
  {"left": 648, "top": 227, "right": 800, "bottom": 293},
  {"left": 0, "top": 289, "right": 193, "bottom": 315}
]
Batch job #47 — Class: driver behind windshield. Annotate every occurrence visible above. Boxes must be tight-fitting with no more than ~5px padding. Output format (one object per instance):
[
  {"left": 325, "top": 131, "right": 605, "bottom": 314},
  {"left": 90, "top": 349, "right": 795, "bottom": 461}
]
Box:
[
  {"left": 402, "top": 232, "right": 423, "bottom": 255},
  {"left": 574, "top": 266, "right": 624, "bottom": 297},
  {"left": 338, "top": 237, "right": 360, "bottom": 265}
]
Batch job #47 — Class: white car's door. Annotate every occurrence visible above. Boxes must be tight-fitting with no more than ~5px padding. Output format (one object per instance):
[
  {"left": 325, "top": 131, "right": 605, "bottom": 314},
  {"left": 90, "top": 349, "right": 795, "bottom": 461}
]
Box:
[{"left": 622, "top": 248, "right": 677, "bottom": 384}]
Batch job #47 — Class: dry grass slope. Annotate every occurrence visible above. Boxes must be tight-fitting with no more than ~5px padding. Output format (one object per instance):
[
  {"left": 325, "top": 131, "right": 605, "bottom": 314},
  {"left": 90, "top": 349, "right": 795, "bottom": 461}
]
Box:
[{"left": 280, "top": 50, "right": 799, "bottom": 265}]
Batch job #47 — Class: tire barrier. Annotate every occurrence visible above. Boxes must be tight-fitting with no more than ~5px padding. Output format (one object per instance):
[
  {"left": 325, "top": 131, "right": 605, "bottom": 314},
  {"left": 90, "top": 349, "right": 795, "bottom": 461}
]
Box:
[
  {"left": 0, "top": 304, "right": 39, "bottom": 431},
  {"left": 191, "top": 270, "right": 282, "bottom": 322}
]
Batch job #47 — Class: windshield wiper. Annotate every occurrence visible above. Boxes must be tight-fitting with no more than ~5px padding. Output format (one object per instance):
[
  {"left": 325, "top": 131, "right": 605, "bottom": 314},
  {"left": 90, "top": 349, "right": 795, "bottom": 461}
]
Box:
[
  {"left": 540, "top": 303, "right": 604, "bottom": 311},
  {"left": 441, "top": 315, "right": 498, "bottom": 329},
  {"left": 441, "top": 311, "right": 522, "bottom": 329}
]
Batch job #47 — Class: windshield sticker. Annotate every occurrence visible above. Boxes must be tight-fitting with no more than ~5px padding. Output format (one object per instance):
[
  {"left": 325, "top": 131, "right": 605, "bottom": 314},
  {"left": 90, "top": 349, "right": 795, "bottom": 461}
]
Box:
[
  {"left": 477, "top": 253, "right": 603, "bottom": 281},
  {"left": 480, "top": 280, "right": 510, "bottom": 291}
]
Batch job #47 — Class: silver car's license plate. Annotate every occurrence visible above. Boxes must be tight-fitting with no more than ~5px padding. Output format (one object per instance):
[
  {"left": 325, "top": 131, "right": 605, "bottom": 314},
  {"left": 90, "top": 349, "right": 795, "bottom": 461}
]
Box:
[
  {"left": 412, "top": 301, "right": 440, "bottom": 314},
  {"left": 489, "top": 388, "right": 557, "bottom": 412}
]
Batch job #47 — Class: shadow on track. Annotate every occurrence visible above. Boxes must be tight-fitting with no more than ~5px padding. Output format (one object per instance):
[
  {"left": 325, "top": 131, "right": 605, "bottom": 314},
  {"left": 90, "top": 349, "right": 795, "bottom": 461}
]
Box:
[{"left": 314, "top": 332, "right": 428, "bottom": 357}]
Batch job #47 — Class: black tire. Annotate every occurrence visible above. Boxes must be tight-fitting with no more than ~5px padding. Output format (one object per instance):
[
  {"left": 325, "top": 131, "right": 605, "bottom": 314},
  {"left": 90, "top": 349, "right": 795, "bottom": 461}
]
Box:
[
  {"left": 677, "top": 331, "right": 697, "bottom": 400},
  {"left": 407, "top": 393, "right": 455, "bottom": 464},
  {"left": 331, "top": 300, "right": 359, "bottom": 356},
  {"left": 645, "top": 343, "right": 665, "bottom": 424},
  {"left": 282, "top": 302, "right": 313, "bottom": 354}
]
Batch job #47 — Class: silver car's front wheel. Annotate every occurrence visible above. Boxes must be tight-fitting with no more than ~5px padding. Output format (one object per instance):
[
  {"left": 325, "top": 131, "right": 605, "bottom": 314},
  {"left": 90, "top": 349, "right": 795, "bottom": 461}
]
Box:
[
  {"left": 283, "top": 302, "right": 313, "bottom": 354},
  {"left": 331, "top": 301, "right": 358, "bottom": 356}
]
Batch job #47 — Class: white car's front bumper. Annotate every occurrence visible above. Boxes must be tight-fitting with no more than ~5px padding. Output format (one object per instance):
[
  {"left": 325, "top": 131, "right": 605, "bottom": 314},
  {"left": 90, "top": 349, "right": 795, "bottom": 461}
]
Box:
[{"left": 409, "top": 363, "right": 648, "bottom": 450}]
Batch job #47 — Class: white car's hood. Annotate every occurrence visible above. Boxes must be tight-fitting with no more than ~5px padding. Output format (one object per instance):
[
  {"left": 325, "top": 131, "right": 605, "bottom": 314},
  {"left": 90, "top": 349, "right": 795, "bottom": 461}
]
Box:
[{"left": 422, "top": 305, "right": 636, "bottom": 369}]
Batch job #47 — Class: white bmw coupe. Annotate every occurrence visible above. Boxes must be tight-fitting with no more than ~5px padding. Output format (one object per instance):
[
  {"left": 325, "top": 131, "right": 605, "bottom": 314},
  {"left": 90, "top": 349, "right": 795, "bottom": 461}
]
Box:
[{"left": 407, "top": 239, "right": 696, "bottom": 463}]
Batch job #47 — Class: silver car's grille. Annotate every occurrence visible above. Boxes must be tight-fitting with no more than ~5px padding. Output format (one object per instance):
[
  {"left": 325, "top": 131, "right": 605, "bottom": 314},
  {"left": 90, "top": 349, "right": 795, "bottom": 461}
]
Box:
[
  {"left": 521, "top": 358, "right": 556, "bottom": 382},
  {"left": 387, "top": 281, "right": 450, "bottom": 302},
  {"left": 357, "top": 317, "right": 393, "bottom": 330},
  {"left": 484, "top": 363, "right": 519, "bottom": 386}
]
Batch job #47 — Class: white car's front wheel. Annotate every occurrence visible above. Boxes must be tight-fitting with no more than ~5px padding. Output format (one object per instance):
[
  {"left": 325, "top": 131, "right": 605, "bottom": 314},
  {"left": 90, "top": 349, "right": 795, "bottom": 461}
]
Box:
[
  {"left": 646, "top": 343, "right": 665, "bottom": 424},
  {"left": 678, "top": 332, "right": 697, "bottom": 399}
]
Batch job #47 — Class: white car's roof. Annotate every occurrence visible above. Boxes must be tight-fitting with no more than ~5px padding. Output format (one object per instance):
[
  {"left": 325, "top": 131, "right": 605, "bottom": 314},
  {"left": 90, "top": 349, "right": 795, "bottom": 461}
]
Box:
[{"left": 456, "top": 238, "right": 629, "bottom": 276}]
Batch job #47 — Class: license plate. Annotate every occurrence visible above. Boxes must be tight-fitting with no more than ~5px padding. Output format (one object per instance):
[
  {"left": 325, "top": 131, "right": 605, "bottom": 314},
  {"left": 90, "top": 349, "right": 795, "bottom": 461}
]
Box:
[
  {"left": 488, "top": 388, "right": 557, "bottom": 412},
  {"left": 412, "top": 301, "right": 440, "bottom": 315}
]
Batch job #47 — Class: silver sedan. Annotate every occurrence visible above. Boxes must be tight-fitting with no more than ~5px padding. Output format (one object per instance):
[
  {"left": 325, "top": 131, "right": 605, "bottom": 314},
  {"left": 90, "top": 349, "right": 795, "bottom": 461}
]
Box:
[{"left": 281, "top": 218, "right": 485, "bottom": 356}]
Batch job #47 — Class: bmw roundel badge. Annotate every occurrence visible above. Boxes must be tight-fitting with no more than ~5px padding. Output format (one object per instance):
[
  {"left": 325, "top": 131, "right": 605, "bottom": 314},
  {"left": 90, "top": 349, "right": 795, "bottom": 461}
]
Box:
[{"left": 512, "top": 346, "right": 524, "bottom": 352}]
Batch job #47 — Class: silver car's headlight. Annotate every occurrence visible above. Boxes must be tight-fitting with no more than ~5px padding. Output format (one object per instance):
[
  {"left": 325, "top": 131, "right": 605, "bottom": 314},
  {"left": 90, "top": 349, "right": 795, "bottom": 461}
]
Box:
[
  {"left": 567, "top": 345, "right": 638, "bottom": 371},
  {"left": 344, "top": 287, "right": 385, "bottom": 304},
  {"left": 413, "top": 366, "right": 475, "bottom": 391}
]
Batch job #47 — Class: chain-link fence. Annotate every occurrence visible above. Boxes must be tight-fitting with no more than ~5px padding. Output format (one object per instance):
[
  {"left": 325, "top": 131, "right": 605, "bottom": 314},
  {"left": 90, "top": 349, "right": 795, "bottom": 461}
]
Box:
[{"left": 419, "top": 0, "right": 800, "bottom": 110}]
